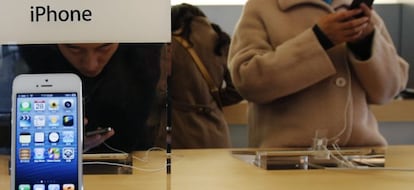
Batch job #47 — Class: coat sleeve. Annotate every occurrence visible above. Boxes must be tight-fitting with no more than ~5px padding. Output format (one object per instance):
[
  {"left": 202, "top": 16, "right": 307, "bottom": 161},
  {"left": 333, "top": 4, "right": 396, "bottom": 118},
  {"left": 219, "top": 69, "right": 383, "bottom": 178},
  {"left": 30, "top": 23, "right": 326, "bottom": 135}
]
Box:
[
  {"left": 219, "top": 65, "right": 244, "bottom": 106},
  {"left": 228, "top": 1, "right": 336, "bottom": 104},
  {"left": 349, "top": 11, "right": 409, "bottom": 104}
]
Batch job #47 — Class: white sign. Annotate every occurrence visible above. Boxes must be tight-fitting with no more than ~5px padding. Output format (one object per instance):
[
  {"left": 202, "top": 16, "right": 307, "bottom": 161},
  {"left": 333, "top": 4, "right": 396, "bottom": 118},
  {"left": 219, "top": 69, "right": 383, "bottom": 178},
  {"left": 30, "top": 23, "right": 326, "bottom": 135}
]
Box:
[{"left": 0, "top": 0, "right": 171, "bottom": 44}]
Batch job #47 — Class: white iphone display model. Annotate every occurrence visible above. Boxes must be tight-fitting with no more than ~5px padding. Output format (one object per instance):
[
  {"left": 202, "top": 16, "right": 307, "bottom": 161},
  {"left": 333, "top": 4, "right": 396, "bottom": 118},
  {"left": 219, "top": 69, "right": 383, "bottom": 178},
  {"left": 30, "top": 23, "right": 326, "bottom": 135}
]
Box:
[{"left": 11, "top": 73, "right": 83, "bottom": 190}]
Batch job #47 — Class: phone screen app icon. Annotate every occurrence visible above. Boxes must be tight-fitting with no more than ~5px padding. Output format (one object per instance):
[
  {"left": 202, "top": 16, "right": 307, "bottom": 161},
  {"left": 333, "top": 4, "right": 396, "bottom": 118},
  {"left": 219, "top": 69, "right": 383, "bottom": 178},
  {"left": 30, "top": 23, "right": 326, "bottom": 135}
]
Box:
[
  {"left": 33, "top": 184, "right": 45, "bottom": 190},
  {"left": 19, "top": 133, "right": 31, "bottom": 144},
  {"left": 62, "top": 131, "right": 75, "bottom": 143},
  {"left": 49, "top": 100, "right": 59, "bottom": 111},
  {"left": 34, "top": 99, "right": 46, "bottom": 111},
  {"left": 48, "top": 148, "right": 60, "bottom": 160},
  {"left": 34, "top": 148, "right": 45, "bottom": 160},
  {"left": 34, "top": 132, "right": 45, "bottom": 143},
  {"left": 48, "top": 132, "right": 60, "bottom": 143},
  {"left": 48, "top": 184, "right": 60, "bottom": 190},
  {"left": 63, "top": 99, "right": 74, "bottom": 110},
  {"left": 34, "top": 115, "right": 46, "bottom": 127},
  {"left": 19, "top": 114, "right": 31, "bottom": 127},
  {"left": 20, "top": 101, "right": 31, "bottom": 112},
  {"left": 48, "top": 115, "right": 60, "bottom": 127},
  {"left": 62, "top": 148, "right": 75, "bottom": 160},
  {"left": 18, "top": 184, "right": 30, "bottom": 190},
  {"left": 19, "top": 148, "right": 31, "bottom": 160},
  {"left": 63, "top": 184, "right": 75, "bottom": 190},
  {"left": 63, "top": 115, "right": 74, "bottom": 126}
]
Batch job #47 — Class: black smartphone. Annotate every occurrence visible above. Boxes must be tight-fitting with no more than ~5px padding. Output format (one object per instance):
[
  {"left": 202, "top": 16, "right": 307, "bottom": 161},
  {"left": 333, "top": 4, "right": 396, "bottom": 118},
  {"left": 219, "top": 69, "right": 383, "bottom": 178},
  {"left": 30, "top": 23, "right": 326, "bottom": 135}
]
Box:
[
  {"left": 350, "top": 0, "right": 374, "bottom": 9},
  {"left": 349, "top": 0, "right": 374, "bottom": 18},
  {"left": 85, "top": 127, "right": 112, "bottom": 137}
]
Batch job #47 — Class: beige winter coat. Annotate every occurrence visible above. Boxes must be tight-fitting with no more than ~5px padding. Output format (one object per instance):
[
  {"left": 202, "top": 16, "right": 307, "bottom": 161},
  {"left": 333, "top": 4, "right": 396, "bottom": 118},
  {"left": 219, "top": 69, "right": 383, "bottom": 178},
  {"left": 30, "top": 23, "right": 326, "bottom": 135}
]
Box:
[{"left": 228, "top": 0, "right": 409, "bottom": 148}]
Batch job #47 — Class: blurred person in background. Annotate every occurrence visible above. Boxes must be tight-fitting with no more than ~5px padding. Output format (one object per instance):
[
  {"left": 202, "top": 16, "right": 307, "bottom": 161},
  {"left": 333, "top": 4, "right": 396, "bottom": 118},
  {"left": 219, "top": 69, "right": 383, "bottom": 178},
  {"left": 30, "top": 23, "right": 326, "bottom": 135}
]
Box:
[
  {"left": 19, "top": 43, "right": 163, "bottom": 152},
  {"left": 153, "top": 3, "right": 243, "bottom": 148},
  {"left": 228, "top": 0, "right": 409, "bottom": 148}
]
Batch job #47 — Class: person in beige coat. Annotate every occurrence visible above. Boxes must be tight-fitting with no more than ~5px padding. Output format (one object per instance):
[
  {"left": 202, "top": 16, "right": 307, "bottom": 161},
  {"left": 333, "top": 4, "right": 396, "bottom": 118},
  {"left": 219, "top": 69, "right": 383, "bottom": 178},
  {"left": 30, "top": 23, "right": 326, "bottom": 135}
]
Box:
[
  {"left": 153, "top": 3, "right": 243, "bottom": 148},
  {"left": 228, "top": 0, "right": 409, "bottom": 148}
]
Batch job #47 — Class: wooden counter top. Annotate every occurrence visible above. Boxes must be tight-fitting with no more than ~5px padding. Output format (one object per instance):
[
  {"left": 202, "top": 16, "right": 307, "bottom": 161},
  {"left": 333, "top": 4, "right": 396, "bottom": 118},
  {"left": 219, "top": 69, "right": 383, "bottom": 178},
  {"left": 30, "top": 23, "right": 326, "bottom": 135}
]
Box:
[{"left": 2, "top": 146, "right": 414, "bottom": 190}]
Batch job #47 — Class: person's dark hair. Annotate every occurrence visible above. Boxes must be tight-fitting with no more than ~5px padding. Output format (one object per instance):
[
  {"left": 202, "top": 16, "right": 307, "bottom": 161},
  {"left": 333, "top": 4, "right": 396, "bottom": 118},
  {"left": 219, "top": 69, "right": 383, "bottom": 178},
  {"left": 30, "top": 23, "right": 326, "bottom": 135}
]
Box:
[
  {"left": 211, "top": 23, "right": 230, "bottom": 56},
  {"left": 171, "top": 3, "right": 230, "bottom": 56},
  {"left": 171, "top": 3, "right": 206, "bottom": 41}
]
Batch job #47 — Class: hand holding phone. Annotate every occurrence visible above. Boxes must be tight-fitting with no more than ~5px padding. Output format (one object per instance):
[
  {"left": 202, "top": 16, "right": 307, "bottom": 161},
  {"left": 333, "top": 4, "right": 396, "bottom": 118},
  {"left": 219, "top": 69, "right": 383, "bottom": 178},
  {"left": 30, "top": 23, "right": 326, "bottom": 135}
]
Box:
[
  {"left": 84, "top": 127, "right": 115, "bottom": 152},
  {"left": 86, "top": 127, "right": 113, "bottom": 137},
  {"left": 349, "top": 0, "right": 374, "bottom": 18}
]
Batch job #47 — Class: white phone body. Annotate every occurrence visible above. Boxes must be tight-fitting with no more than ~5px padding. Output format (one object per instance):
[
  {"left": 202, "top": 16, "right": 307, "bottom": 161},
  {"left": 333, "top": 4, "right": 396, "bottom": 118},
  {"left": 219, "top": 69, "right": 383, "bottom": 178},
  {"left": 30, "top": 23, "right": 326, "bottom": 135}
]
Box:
[{"left": 11, "top": 73, "right": 83, "bottom": 190}]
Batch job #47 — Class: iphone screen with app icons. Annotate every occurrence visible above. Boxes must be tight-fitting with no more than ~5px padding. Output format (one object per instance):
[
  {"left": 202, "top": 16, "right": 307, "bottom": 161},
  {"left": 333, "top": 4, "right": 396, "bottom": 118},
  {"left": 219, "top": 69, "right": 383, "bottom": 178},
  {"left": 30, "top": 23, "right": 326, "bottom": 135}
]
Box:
[{"left": 14, "top": 92, "right": 79, "bottom": 190}]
